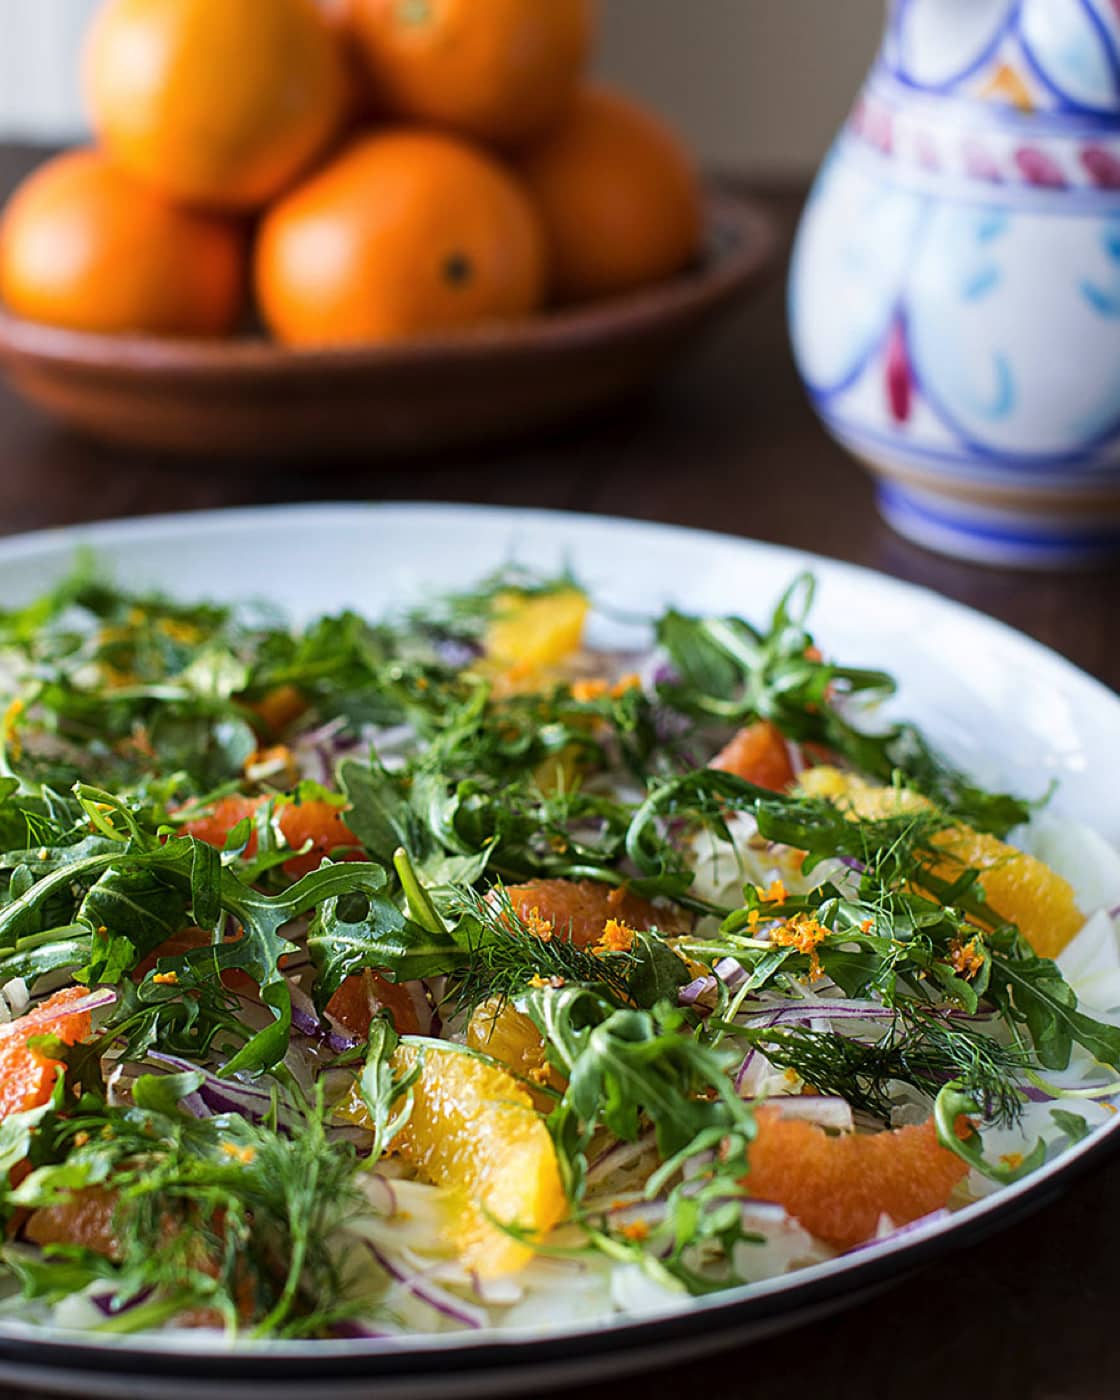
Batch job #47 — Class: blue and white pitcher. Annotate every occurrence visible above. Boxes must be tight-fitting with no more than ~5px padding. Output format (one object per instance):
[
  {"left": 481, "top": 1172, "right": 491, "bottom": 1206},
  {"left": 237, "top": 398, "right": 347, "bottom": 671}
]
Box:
[{"left": 790, "top": 0, "right": 1120, "bottom": 567}]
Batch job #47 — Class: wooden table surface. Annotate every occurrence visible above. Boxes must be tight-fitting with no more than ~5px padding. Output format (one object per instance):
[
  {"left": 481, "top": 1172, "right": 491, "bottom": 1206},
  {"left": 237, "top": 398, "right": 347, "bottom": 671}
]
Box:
[{"left": 0, "top": 142, "right": 1118, "bottom": 1400}]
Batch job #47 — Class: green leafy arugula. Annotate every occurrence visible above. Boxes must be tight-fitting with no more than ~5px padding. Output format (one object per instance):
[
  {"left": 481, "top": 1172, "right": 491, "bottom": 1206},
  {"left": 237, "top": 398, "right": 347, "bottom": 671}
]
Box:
[
  {"left": 525, "top": 987, "right": 755, "bottom": 1200},
  {"left": 0, "top": 786, "right": 407, "bottom": 1074},
  {"left": 2, "top": 1075, "right": 366, "bottom": 1337},
  {"left": 655, "top": 574, "right": 1033, "bottom": 837}
]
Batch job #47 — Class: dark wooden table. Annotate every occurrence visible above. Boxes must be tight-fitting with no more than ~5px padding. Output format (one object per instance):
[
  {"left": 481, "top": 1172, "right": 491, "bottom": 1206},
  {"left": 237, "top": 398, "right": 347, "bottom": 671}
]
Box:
[{"left": 0, "top": 143, "right": 1118, "bottom": 1400}]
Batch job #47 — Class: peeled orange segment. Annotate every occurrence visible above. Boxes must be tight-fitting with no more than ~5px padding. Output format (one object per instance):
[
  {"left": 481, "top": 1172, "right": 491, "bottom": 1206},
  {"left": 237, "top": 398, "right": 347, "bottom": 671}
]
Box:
[
  {"left": 799, "top": 767, "right": 1084, "bottom": 959},
  {"left": 388, "top": 1044, "right": 565, "bottom": 1278},
  {"left": 502, "top": 877, "right": 688, "bottom": 949},
  {"left": 711, "top": 721, "right": 796, "bottom": 792},
  {"left": 745, "top": 1111, "right": 968, "bottom": 1251},
  {"left": 484, "top": 588, "right": 589, "bottom": 674},
  {"left": 0, "top": 987, "right": 96, "bottom": 1121},
  {"left": 467, "top": 997, "right": 564, "bottom": 1110}
]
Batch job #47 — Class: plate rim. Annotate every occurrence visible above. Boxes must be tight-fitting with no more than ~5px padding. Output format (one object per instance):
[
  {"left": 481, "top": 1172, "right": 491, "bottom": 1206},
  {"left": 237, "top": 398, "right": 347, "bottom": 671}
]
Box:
[{"left": 0, "top": 499, "right": 1117, "bottom": 1384}]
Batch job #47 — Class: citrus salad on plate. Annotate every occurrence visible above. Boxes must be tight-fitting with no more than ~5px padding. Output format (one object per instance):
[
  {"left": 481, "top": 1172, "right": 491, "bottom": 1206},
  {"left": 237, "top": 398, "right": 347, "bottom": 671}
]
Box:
[{"left": 0, "top": 563, "right": 1118, "bottom": 1341}]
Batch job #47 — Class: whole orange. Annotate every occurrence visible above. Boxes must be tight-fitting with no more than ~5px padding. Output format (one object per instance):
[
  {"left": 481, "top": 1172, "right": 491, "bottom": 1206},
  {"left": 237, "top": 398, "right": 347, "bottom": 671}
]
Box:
[
  {"left": 519, "top": 86, "right": 703, "bottom": 303},
  {"left": 83, "top": 0, "right": 349, "bottom": 211},
  {"left": 255, "top": 131, "right": 547, "bottom": 346},
  {"left": 347, "top": 0, "right": 594, "bottom": 147},
  {"left": 0, "top": 150, "right": 246, "bottom": 336}
]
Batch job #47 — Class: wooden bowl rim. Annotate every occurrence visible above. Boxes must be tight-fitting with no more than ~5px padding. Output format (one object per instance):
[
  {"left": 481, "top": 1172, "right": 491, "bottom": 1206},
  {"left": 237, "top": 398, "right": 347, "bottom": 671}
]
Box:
[{"left": 0, "top": 188, "right": 777, "bottom": 380}]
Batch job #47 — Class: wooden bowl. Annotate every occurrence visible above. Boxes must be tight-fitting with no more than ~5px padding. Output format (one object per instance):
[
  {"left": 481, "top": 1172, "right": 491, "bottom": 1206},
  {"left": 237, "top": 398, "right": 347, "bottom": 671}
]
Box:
[{"left": 0, "top": 189, "right": 777, "bottom": 460}]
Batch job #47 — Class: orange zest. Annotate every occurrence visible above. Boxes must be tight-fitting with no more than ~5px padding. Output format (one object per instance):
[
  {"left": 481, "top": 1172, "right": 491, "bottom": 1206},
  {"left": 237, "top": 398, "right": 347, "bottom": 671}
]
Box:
[
  {"left": 769, "top": 913, "right": 830, "bottom": 979},
  {"left": 949, "top": 937, "right": 985, "bottom": 981}
]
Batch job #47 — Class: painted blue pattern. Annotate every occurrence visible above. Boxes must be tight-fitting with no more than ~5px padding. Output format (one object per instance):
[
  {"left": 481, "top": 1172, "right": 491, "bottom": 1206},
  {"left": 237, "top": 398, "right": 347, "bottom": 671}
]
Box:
[
  {"left": 873, "top": 481, "right": 1120, "bottom": 568},
  {"left": 790, "top": 0, "right": 1120, "bottom": 562},
  {"left": 1081, "top": 221, "right": 1120, "bottom": 314},
  {"left": 1020, "top": 0, "right": 1120, "bottom": 113},
  {"left": 878, "top": 482, "right": 1120, "bottom": 555},
  {"left": 891, "top": 0, "right": 1120, "bottom": 114}
]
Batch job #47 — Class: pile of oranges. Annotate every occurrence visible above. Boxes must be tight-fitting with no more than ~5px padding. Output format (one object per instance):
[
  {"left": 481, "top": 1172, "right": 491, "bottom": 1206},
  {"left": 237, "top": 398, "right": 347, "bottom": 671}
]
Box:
[{"left": 0, "top": 0, "right": 704, "bottom": 349}]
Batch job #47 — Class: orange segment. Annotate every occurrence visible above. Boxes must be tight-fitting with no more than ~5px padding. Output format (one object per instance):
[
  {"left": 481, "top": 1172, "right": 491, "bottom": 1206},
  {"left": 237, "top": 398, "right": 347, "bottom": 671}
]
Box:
[
  {"left": 467, "top": 997, "right": 563, "bottom": 1111},
  {"left": 936, "top": 826, "right": 1084, "bottom": 960},
  {"left": 484, "top": 588, "right": 590, "bottom": 676},
  {"left": 0, "top": 987, "right": 95, "bottom": 1121},
  {"left": 745, "top": 1111, "right": 968, "bottom": 1251},
  {"left": 502, "top": 877, "right": 688, "bottom": 949},
  {"left": 388, "top": 1044, "right": 564, "bottom": 1277},
  {"left": 799, "top": 767, "right": 1084, "bottom": 959},
  {"left": 711, "top": 721, "right": 795, "bottom": 792}
]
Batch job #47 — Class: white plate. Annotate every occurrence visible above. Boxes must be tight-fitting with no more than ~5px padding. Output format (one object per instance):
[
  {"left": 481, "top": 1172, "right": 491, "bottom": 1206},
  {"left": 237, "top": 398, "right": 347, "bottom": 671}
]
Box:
[{"left": 0, "top": 502, "right": 1117, "bottom": 1399}]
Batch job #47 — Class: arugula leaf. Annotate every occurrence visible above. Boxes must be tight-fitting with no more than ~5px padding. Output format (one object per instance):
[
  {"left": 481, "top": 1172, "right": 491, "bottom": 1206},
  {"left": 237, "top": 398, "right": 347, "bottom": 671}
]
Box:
[
  {"left": 934, "top": 1082, "right": 1046, "bottom": 1183},
  {"left": 80, "top": 866, "right": 190, "bottom": 983},
  {"left": 655, "top": 574, "right": 1031, "bottom": 837},
  {"left": 357, "top": 1020, "right": 420, "bottom": 1162},
  {"left": 338, "top": 759, "right": 490, "bottom": 888},
  {"left": 158, "top": 856, "right": 400, "bottom": 1075},
  {"left": 526, "top": 987, "right": 754, "bottom": 1201},
  {"left": 987, "top": 946, "right": 1120, "bottom": 1072},
  {"left": 1, "top": 1080, "right": 367, "bottom": 1338},
  {"left": 307, "top": 884, "right": 460, "bottom": 1012},
  {"left": 627, "top": 931, "right": 692, "bottom": 1008},
  {"left": 1051, "top": 1109, "right": 1091, "bottom": 1144}
]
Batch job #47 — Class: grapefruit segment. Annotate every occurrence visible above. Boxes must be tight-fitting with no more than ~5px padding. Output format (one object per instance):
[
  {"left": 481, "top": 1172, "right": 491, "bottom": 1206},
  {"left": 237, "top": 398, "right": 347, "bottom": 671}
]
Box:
[
  {"left": 711, "top": 721, "right": 795, "bottom": 792},
  {"left": 181, "top": 794, "right": 360, "bottom": 878},
  {"left": 25, "top": 1185, "right": 121, "bottom": 1259},
  {"left": 325, "top": 969, "right": 425, "bottom": 1039},
  {"left": 0, "top": 987, "right": 96, "bottom": 1121},
  {"left": 745, "top": 1110, "right": 968, "bottom": 1251},
  {"left": 501, "top": 877, "right": 687, "bottom": 949}
]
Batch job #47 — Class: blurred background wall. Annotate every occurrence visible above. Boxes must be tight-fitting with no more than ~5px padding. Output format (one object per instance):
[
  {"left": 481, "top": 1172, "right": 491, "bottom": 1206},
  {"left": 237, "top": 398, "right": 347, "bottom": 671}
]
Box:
[{"left": 0, "top": 0, "right": 885, "bottom": 176}]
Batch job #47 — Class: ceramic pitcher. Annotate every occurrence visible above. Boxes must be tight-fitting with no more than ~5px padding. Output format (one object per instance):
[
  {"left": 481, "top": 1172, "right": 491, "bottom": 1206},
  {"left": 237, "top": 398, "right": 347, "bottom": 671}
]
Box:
[{"left": 790, "top": 0, "right": 1120, "bottom": 568}]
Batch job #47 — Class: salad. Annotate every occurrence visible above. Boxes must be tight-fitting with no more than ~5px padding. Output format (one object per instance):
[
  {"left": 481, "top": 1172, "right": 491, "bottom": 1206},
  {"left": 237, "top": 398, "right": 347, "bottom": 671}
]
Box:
[{"left": 0, "top": 562, "right": 1118, "bottom": 1341}]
